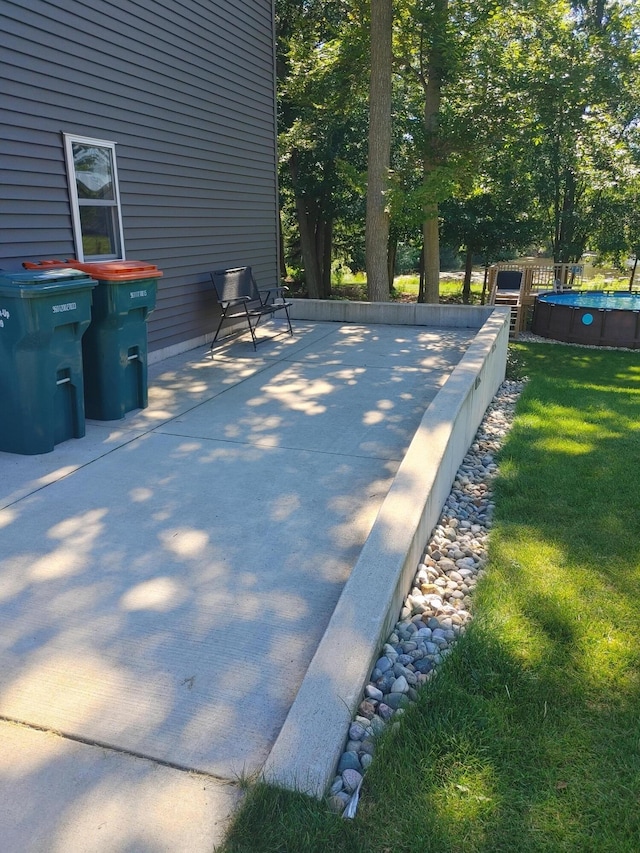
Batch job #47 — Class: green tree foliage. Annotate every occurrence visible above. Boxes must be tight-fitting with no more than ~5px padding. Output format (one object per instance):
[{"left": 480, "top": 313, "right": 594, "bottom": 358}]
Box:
[
  {"left": 441, "top": 190, "right": 543, "bottom": 302},
  {"left": 277, "top": 0, "right": 640, "bottom": 296},
  {"left": 276, "top": 0, "right": 369, "bottom": 297},
  {"left": 480, "top": 0, "right": 640, "bottom": 263},
  {"left": 383, "top": 2, "right": 491, "bottom": 290}
]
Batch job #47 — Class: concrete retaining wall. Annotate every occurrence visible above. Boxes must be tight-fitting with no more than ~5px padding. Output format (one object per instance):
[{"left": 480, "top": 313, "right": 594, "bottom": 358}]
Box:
[
  {"left": 148, "top": 298, "right": 497, "bottom": 365},
  {"left": 288, "top": 298, "right": 496, "bottom": 328},
  {"left": 262, "top": 302, "right": 511, "bottom": 797}
]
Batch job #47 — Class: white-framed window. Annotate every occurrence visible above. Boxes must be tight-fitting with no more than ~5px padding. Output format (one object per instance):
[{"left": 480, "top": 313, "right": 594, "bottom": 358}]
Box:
[{"left": 63, "top": 133, "right": 126, "bottom": 261}]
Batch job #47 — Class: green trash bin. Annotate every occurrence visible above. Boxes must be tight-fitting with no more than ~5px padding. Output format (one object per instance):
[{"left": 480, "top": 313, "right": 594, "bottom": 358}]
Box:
[
  {"left": 23, "top": 260, "right": 161, "bottom": 421},
  {"left": 78, "top": 261, "right": 160, "bottom": 420},
  {"left": 0, "top": 268, "right": 97, "bottom": 455}
]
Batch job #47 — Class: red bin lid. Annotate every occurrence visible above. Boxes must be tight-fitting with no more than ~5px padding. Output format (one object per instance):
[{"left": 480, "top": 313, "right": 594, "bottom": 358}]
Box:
[
  {"left": 23, "top": 259, "right": 69, "bottom": 269},
  {"left": 23, "top": 259, "right": 162, "bottom": 281}
]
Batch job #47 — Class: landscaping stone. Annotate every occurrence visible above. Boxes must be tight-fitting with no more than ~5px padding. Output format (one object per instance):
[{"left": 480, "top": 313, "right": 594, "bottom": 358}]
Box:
[
  {"left": 342, "top": 768, "right": 363, "bottom": 794},
  {"left": 328, "top": 794, "right": 349, "bottom": 813},
  {"left": 349, "top": 722, "right": 367, "bottom": 741},
  {"left": 329, "top": 776, "right": 344, "bottom": 795},
  {"left": 329, "top": 379, "right": 524, "bottom": 816},
  {"left": 390, "top": 675, "right": 409, "bottom": 694},
  {"left": 337, "top": 751, "right": 361, "bottom": 773},
  {"left": 365, "top": 685, "right": 383, "bottom": 702}
]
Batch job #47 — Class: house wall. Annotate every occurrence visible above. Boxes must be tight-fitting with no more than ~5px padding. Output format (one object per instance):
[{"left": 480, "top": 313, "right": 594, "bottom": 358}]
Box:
[{"left": 0, "top": 0, "right": 279, "bottom": 354}]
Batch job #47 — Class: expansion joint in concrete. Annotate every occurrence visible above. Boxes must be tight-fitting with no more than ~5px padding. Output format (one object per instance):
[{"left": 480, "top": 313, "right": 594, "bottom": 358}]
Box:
[{"left": 0, "top": 715, "right": 235, "bottom": 787}]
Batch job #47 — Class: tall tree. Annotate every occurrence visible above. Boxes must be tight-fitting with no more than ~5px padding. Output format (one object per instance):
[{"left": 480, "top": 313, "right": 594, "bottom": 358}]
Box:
[
  {"left": 366, "top": 0, "right": 394, "bottom": 301},
  {"left": 420, "top": 0, "right": 449, "bottom": 303},
  {"left": 397, "top": 0, "right": 492, "bottom": 302},
  {"left": 276, "top": 0, "right": 368, "bottom": 297},
  {"left": 492, "top": 0, "right": 640, "bottom": 264},
  {"left": 396, "top": 0, "right": 452, "bottom": 301},
  {"left": 277, "top": 0, "right": 640, "bottom": 297}
]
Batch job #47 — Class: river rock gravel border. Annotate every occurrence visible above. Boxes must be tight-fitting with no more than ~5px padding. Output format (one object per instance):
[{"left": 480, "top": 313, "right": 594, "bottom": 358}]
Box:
[{"left": 328, "top": 378, "right": 526, "bottom": 816}]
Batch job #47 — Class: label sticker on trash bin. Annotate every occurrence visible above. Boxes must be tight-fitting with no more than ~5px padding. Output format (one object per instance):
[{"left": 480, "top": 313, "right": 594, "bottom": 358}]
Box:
[
  {"left": 0, "top": 308, "right": 10, "bottom": 328},
  {"left": 52, "top": 302, "right": 77, "bottom": 313},
  {"left": 130, "top": 289, "right": 147, "bottom": 298}
]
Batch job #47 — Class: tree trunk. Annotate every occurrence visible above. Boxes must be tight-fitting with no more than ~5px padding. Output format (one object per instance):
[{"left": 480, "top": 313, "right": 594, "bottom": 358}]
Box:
[
  {"left": 278, "top": 210, "right": 287, "bottom": 280},
  {"left": 387, "top": 233, "right": 397, "bottom": 293},
  {"left": 420, "top": 0, "right": 448, "bottom": 304},
  {"left": 290, "top": 151, "right": 322, "bottom": 298},
  {"left": 481, "top": 262, "right": 489, "bottom": 305},
  {"left": 422, "top": 212, "right": 440, "bottom": 303},
  {"left": 320, "top": 218, "right": 333, "bottom": 299},
  {"left": 365, "top": 0, "right": 393, "bottom": 302},
  {"left": 462, "top": 246, "right": 473, "bottom": 304},
  {"left": 629, "top": 256, "right": 638, "bottom": 291},
  {"left": 294, "top": 196, "right": 322, "bottom": 298},
  {"left": 558, "top": 169, "right": 576, "bottom": 264},
  {"left": 551, "top": 136, "right": 563, "bottom": 263},
  {"left": 418, "top": 243, "right": 426, "bottom": 303}
]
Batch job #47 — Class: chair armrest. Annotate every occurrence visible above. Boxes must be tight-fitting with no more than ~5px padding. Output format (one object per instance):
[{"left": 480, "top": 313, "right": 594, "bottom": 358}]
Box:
[
  {"left": 220, "top": 296, "right": 252, "bottom": 307},
  {"left": 258, "top": 286, "right": 290, "bottom": 303}
]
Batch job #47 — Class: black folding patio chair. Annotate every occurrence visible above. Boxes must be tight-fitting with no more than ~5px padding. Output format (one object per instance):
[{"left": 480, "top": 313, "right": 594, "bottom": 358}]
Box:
[{"left": 210, "top": 266, "right": 293, "bottom": 351}]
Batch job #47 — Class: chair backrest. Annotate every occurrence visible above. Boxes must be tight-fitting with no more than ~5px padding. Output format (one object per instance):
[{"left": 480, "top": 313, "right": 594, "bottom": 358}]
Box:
[
  {"left": 211, "top": 267, "right": 259, "bottom": 303},
  {"left": 496, "top": 270, "right": 523, "bottom": 291}
]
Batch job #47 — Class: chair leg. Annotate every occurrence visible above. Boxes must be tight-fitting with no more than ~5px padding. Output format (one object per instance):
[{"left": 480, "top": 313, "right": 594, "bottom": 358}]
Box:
[
  {"left": 283, "top": 305, "right": 293, "bottom": 336},
  {"left": 247, "top": 314, "right": 260, "bottom": 350},
  {"left": 210, "top": 311, "right": 227, "bottom": 353},
  {"left": 215, "top": 307, "right": 292, "bottom": 353}
]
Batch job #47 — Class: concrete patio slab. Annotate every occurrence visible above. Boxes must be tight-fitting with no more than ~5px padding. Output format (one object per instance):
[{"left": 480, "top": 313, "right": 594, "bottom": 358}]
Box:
[
  {"left": 279, "top": 322, "right": 472, "bottom": 371},
  {"left": 0, "top": 430, "right": 397, "bottom": 777},
  {"left": 262, "top": 310, "right": 509, "bottom": 795},
  {"left": 0, "top": 721, "right": 241, "bottom": 853},
  {"left": 157, "top": 361, "right": 447, "bottom": 459},
  {"left": 0, "top": 310, "right": 509, "bottom": 850},
  {"left": 0, "top": 424, "right": 147, "bottom": 511},
  {"left": 0, "top": 322, "right": 469, "bottom": 780},
  {"left": 0, "top": 322, "right": 328, "bottom": 510}
]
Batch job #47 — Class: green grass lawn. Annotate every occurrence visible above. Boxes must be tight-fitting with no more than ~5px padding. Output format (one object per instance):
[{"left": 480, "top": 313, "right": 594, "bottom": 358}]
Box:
[
  {"left": 329, "top": 271, "right": 632, "bottom": 303},
  {"left": 331, "top": 273, "right": 486, "bottom": 303},
  {"left": 218, "top": 343, "right": 640, "bottom": 853}
]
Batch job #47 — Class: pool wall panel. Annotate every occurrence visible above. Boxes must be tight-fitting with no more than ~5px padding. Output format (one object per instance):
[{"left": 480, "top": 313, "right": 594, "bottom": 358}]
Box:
[
  {"left": 531, "top": 291, "right": 640, "bottom": 349},
  {"left": 570, "top": 308, "right": 603, "bottom": 344}
]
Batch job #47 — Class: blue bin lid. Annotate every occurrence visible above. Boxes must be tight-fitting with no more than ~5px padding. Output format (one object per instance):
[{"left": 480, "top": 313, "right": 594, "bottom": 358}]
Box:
[
  {"left": 0, "top": 268, "right": 98, "bottom": 299},
  {"left": 0, "top": 268, "right": 95, "bottom": 287}
]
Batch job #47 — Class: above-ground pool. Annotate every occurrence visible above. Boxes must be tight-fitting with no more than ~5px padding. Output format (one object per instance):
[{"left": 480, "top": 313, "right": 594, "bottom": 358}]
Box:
[{"left": 531, "top": 290, "right": 640, "bottom": 348}]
